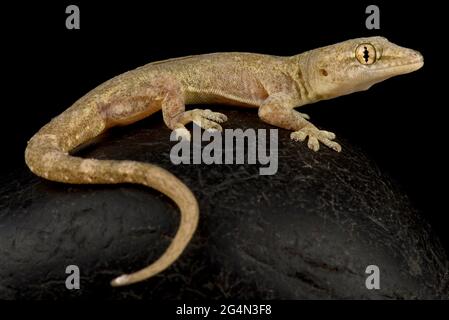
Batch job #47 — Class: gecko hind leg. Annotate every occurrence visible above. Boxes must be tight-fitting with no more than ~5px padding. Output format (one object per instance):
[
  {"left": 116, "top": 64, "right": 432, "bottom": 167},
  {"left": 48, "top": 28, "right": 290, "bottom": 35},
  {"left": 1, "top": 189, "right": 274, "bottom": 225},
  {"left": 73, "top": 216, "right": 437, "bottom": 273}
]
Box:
[{"left": 159, "top": 82, "right": 227, "bottom": 141}]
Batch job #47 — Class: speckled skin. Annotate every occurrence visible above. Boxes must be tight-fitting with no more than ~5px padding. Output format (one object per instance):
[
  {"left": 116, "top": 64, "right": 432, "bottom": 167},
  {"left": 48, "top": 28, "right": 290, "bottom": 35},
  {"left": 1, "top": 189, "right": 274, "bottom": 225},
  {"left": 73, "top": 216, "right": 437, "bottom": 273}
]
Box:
[{"left": 24, "top": 37, "right": 423, "bottom": 287}]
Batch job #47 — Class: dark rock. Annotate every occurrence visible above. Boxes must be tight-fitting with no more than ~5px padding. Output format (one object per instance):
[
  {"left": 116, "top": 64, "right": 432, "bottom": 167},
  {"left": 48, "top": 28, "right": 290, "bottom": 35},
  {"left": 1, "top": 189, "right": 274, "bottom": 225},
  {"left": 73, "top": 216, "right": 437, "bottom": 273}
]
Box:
[{"left": 1, "top": 107, "right": 448, "bottom": 299}]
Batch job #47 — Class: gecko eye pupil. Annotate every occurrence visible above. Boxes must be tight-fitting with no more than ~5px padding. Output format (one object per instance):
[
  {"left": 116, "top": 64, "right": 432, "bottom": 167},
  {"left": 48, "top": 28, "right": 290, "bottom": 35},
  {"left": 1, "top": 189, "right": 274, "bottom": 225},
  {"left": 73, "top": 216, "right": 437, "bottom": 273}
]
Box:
[
  {"left": 356, "top": 43, "right": 377, "bottom": 65},
  {"left": 363, "top": 47, "right": 369, "bottom": 62}
]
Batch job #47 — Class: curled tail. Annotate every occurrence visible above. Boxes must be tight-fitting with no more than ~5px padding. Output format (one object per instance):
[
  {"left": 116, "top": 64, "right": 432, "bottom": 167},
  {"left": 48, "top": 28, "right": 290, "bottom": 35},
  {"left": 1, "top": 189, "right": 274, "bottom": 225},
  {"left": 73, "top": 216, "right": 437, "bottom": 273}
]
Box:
[{"left": 24, "top": 104, "right": 199, "bottom": 287}]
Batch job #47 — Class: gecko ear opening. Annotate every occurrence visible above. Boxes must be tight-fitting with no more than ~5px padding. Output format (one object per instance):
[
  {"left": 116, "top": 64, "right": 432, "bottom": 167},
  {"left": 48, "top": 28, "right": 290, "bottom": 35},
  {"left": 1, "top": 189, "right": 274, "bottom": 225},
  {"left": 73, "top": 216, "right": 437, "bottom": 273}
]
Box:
[{"left": 355, "top": 43, "right": 377, "bottom": 65}]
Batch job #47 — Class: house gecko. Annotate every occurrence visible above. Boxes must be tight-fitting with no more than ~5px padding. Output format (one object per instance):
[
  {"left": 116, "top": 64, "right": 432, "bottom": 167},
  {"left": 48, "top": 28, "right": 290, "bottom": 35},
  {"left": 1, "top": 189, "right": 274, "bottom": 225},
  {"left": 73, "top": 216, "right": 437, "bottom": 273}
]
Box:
[{"left": 25, "top": 37, "right": 424, "bottom": 286}]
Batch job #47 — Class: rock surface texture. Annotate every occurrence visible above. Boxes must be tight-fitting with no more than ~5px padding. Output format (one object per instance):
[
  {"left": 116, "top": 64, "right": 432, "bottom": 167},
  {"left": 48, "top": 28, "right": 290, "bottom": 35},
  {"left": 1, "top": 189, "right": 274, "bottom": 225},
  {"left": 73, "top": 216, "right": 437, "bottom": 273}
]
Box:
[{"left": 1, "top": 108, "right": 448, "bottom": 299}]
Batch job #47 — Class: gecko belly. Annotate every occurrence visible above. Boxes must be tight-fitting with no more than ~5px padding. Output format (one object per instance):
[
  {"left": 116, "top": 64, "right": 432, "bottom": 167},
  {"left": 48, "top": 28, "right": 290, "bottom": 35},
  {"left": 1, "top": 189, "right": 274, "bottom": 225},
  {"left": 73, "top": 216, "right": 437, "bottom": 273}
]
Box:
[{"left": 184, "top": 89, "right": 263, "bottom": 108}]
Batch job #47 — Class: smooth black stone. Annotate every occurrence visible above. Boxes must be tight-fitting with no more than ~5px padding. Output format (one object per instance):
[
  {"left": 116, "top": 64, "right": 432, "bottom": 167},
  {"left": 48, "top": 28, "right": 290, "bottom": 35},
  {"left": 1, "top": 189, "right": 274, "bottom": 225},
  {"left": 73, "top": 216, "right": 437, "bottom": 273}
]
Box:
[{"left": 1, "top": 107, "right": 448, "bottom": 299}]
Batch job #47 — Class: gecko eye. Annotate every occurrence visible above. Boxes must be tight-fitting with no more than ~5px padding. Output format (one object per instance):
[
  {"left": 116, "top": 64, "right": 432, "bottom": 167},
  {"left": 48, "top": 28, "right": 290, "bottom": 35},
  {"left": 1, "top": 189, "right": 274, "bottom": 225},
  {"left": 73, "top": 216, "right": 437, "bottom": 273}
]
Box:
[{"left": 355, "top": 43, "right": 377, "bottom": 65}]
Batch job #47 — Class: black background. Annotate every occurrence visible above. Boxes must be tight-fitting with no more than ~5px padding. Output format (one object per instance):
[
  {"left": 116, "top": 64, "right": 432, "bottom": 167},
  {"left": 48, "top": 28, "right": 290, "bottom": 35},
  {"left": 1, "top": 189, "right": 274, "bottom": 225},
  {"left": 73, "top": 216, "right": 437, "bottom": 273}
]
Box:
[{"left": 2, "top": 0, "right": 448, "bottom": 257}]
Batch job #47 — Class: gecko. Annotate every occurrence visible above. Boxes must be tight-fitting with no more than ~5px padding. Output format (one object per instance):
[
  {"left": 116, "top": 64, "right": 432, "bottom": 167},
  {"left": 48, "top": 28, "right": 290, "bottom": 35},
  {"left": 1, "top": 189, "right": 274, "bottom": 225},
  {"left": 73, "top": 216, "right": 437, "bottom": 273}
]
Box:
[{"left": 24, "top": 36, "right": 423, "bottom": 287}]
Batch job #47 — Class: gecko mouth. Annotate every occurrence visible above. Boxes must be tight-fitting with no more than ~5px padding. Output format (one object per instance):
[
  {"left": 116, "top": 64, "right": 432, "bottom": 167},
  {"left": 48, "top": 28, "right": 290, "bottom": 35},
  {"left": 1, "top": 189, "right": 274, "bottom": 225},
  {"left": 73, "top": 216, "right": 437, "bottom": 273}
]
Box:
[{"left": 376, "top": 59, "right": 424, "bottom": 74}]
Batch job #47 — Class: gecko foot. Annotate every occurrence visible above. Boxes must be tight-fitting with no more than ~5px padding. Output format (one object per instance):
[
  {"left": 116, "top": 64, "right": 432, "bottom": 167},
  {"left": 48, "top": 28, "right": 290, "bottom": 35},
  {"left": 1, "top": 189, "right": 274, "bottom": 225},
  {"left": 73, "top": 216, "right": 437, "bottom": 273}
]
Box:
[
  {"left": 191, "top": 109, "right": 228, "bottom": 131},
  {"left": 291, "top": 127, "right": 341, "bottom": 152},
  {"left": 171, "top": 109, "right": 228, "bottom": 140}
]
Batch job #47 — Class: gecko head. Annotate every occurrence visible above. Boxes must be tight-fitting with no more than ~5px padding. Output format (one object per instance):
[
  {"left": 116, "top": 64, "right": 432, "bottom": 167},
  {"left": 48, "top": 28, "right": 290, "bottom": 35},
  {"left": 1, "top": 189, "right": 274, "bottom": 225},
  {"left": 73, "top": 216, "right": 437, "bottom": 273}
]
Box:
[{"left": 305, "top": 36, "right": 424, "bottom": 99}]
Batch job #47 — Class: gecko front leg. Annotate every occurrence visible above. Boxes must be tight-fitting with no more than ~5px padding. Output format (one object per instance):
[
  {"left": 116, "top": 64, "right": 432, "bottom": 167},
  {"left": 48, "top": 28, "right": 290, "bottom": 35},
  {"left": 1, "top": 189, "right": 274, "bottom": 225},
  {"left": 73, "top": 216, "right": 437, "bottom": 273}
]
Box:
[{"left": 258, "top": 93, "right": 341, "bottom": 152}]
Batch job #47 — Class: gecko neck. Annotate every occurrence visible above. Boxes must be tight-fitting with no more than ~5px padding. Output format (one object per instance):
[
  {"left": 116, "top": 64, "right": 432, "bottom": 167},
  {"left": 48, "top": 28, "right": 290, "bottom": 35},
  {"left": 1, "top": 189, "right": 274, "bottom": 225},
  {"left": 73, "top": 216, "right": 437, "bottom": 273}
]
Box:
[{"left": 288, "top": 52, "right": 324, "bottom": 105}]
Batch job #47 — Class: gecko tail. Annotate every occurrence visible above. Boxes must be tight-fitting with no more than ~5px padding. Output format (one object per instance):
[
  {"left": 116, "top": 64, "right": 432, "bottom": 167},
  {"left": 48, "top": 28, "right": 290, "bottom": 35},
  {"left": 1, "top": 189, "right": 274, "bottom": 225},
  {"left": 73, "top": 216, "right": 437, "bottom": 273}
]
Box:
[
  {"left": 106, "top": 161, "right": 200, "bottom": 287},
  {"left": 25, "top": 134, "right": 199, "bottom": 287}
]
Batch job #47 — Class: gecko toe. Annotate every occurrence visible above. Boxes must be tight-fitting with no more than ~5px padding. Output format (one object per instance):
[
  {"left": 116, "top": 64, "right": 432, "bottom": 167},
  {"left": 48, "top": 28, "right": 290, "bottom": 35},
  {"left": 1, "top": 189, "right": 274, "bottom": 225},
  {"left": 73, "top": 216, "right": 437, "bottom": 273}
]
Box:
[
  {"left": 193, "top": 117, "right": 223, "bottom": 132},
  {"left": 291, "top": 131, "right": 307, "bottom": 142},
  {"left": 298, "top": 112, "right": 310, "bottom": 120},
  {"left": 291, "top": 128, "right": 339, "bottom": 152},
  {"left": 202, "top": 110, "right": 228, "bottom": 123},
  {"left": 307, "top": 136, "right": 320, "bottom": 151},
  {"left": 173, "top": 127, "right": 191, "bottom": 141},
  {"left": 320, "top": 130, "right": 336, "bottom": 140},
  {"left": 321, "top": 138, "right": 342, "bottom": 152}
]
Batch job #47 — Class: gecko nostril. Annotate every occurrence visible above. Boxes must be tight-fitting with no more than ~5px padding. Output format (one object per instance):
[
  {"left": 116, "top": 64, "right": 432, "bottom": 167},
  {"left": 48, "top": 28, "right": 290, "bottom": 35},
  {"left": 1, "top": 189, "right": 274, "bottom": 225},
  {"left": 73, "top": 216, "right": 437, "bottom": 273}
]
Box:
[
  {"left": 410, "top": 50, "right": 424, "bottom": 63},
  {"left": 319, "top": 69, "right": 328, "bottom": 76}
]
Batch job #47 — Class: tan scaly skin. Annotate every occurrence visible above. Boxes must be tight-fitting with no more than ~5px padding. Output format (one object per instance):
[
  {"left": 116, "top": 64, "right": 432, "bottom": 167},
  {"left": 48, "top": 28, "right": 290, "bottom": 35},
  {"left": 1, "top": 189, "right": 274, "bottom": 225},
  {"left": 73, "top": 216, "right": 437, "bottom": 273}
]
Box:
[{"left": 24, "top": 36, "right": 424, "bottom": 287}]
